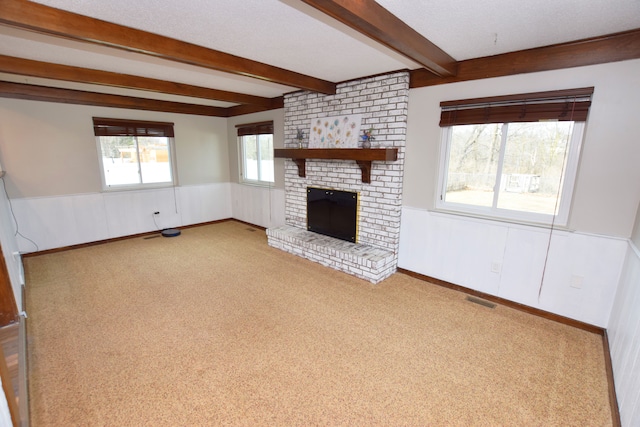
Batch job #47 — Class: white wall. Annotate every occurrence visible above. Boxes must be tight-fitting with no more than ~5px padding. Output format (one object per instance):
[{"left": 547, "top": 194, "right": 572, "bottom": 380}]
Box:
[
  {"left": 226, "top": 110, "right": 286, "bottom": 229},
  {"left": 399, "top": 208, "right": 626, "bottom": 326},
  {"left": 632, "top": 199, "right": 640, "bottom": 248},
  {"left": 608, "top": 199, "right": 640, "bottom": 426},
  {"left": 0, "top": 99, "right": 287, "bottom": 254},
  {"left": 231, "top": 184, "right": 285, "bottom": 229},
  {"left": 11, "top": 184, "right": 232, "bottom": 252},
  {"left": 399, "top": 59, "right": 640, "bottom": 327},
  {"left": 403, "top": 59, "right": 640, "bottom": 238},
  {"left": 0, "top": 99, "right": 233, "bottom": 254},
  {"left": 0, "top": 177, "right": 23, "bottom": 312},
  {"left": 0, "top": 100, "right": 230, "bottom": 199},
  {"left": 608, "top": 242, "right": 640, "bottom": 426}
]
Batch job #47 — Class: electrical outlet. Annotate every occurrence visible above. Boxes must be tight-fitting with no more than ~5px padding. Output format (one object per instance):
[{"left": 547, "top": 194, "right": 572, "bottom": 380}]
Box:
[
  {"left": 490, "top": 262, "right": 501, "bottom": 274},
  {"left": 570, "top": 275, "right": 584, "bottom": 289}
]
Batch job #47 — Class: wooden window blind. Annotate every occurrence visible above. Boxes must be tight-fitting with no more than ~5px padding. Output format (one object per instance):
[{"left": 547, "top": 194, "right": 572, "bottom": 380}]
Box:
[
  {"left": 93, "top": 117, "right": 175, "bottom": 137},
  {"left": 439, "top": 87, "right": 594, "bottom": 127},
  {"left": 235, "top": 121, "right": 274, "bottom": 136}
]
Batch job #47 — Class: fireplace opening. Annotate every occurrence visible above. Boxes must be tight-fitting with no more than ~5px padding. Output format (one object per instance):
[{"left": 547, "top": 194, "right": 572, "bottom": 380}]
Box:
[{"left": 307, "top": 187, "right": 358, "bottom": 243}]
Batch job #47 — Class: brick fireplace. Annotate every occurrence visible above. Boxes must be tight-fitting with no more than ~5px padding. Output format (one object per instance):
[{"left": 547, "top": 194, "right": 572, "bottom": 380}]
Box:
[{"left": 267, "top": 71, "right": 408, "bottom": 283}]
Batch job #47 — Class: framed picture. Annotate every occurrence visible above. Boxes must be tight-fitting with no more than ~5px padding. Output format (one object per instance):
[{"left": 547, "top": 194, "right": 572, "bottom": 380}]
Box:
[{"left": 308, "top": 114, "right": 362, "bottom": 148}]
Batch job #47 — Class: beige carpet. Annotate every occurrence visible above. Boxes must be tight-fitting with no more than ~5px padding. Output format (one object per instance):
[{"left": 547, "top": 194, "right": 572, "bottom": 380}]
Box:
[{"left": 24, "top": 221, "right": 612, "bottom": 426}]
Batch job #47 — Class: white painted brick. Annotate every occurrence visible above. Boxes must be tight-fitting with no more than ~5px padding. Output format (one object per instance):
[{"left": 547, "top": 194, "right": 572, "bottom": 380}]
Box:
[
  {"left": 387, "top": 122, "right": 406, "bottom": 129},
  {"left": 281, "top": 72, "right": 408, "bottom": 282}
]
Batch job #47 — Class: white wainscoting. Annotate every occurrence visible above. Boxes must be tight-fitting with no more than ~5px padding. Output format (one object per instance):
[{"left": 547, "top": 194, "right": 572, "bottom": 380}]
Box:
[
  {"left": 608, "top": 242, "right": 640, "bottom": 426},
  {"left": 179, "top": 184, "right": 232, "bottom": 227},
  {"left": 0, "top": 180, "right": 24, "bottom": 311},
  {"left": 398, "top": 207, "right": 626, "bottom": 327},
  {"left": 11, "top": 183, "right": 232, "bottom": 252},
  {"left": 231, "top": 183, "right": 285, "bottom": 229}
]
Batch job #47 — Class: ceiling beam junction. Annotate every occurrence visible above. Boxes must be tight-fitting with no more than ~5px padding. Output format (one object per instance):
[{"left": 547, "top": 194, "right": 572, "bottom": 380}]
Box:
[
  {"left": 300, "top": 0, "right": 457, "bottom": 77},
  {"left": 0, "top": 0, "right": 337, "bottom": 95},
  {"left": 409, "top": 28, "right": 640, "bottom": 88}
]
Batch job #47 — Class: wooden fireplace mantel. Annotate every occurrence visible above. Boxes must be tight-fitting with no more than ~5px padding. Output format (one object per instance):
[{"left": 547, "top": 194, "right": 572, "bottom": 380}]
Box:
[{"left": 273, "top": 148, "right": 398, "bottom": 183}]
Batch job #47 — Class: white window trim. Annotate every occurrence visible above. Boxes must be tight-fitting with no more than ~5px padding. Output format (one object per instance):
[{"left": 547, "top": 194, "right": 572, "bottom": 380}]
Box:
[
  {"left": 238, "top": 134, "right": 274, "bottom": 187},
  {"left": 95, "top": 136, "right": 178, "bottom": 192},
  {"left": 435, "top": 122, "right": 585, "bottom": 227}
]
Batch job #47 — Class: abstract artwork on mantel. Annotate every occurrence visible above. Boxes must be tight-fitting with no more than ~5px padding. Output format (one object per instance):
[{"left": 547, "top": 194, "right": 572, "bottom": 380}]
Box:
[{"left": 308, "top": 114, "right": 362, "bottom": 148}]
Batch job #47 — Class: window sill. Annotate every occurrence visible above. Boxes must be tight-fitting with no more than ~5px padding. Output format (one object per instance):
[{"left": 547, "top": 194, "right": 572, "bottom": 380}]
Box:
[
  {"left": 431, "top": 206, "right": 571, "bottom": 231},
  {"left": 102, "top": 183, "right": 176, "bottom": 192},
  {"left": 239, "top": 180, "right": 275, "bottom": 189}
]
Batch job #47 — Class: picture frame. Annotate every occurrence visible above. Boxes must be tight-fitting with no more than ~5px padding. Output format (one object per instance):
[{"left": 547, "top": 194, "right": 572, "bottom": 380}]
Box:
[{"left": 308, "top": 114, "right": 362, "bottom": 149}]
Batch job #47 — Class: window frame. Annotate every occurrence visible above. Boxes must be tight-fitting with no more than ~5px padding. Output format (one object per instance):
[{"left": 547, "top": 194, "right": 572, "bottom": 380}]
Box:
[
  {"left": 436, "top": 122, "right": 585, "bottom": 226},
  {"left": 236, "top": 121, "right": 274, "bottom": 187},
  {"left": 93, "top": 117, "right": 177, "bottom": 192},
  {"left": 435, "top": 88, "right": 593, "bottom": 227}
]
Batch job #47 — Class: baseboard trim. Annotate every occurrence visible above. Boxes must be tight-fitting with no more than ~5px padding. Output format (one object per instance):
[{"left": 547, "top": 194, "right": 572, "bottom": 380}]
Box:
[
  {"left": 602, "top": 330, "right": 622, "bottom": 427},
  {"left": 232, "top": 219, "right": 267, "bottom": 231},
  {"left": 397, "top": 268, "right": 603, "bottom": 334},
  {"left": 397, "top": 267, "right": 621, "bottom": 426},
  {"left": 22, "top": 218, "right": 235, "bottom": 258}
]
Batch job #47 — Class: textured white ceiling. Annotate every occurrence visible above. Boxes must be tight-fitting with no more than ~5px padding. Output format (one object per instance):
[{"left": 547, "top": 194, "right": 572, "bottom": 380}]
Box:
[
  {"left": 0, "top": 25, "right": 293, "bottom": 102},
  {"left": 1, "top": 0, "right": 639, "bottom": 105},
  {"left": 26, "top": 0, "right": 420, "bottom": 82},
  {"left": 376, "top": 0, "right": 640, "bottom": 60}
]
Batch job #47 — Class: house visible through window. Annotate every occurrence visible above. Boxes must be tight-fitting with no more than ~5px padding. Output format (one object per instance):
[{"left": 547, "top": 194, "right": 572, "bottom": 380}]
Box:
[
  {"left": 237, "top": 121, "right": 274, "bottom": 185},
  {"left": 93, "top": 118, "right": 176, "bottom": 190},
  {"left": 437, "top": 87, "right": 593, "bottom": 225}
]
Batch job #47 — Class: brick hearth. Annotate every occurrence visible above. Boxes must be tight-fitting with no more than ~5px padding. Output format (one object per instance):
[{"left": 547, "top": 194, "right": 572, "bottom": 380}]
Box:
[{"left": 267, "top": 225, "right": 396, "bottom": 283}]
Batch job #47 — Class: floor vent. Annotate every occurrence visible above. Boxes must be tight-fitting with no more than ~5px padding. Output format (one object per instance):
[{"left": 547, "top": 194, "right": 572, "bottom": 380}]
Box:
[
  {"left": 144, "top": 235, "right": 161, "bottom": 240},
  {"left": 246, "top": 228, "right": 256, "bottom": 232},
  {"left": 466, "top": 296, "right": 497, "bottom": 309}
]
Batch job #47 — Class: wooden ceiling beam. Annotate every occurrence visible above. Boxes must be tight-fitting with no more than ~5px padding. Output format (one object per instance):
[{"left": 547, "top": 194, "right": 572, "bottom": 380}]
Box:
[
  {"left": 0, "top": 81, "right": 230, "bottom": 117},
  {"left": 410, "top": 28, "right": 640, "bottom": 88},
  {"left": 300, "top": 0, "right": 457, "bottom": 77},
  {"left": 0, "top": 0, "right": 336, "bottom": 94},
  {"left": 0, "top": 55, "right": 277, "bottom": 107},
  {"left": 227, "top": 97, "right": 285, "bottom": 117}
]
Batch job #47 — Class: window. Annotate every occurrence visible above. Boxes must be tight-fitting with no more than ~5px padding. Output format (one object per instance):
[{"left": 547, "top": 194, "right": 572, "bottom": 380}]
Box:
[
  {"left": 93, "top": 118, "right": 176, "bottom": 190},
  {"left": 237, "top": 121, "right": 274, "bottom": 185},
  {"left": 437, "top": 88, "right": 593, "bottom": 225}
]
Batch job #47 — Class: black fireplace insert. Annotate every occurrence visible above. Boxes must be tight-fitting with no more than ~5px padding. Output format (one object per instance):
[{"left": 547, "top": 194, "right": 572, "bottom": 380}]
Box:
[{"left": 307, "top": 187, "right": 358, "bottom": 243}]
